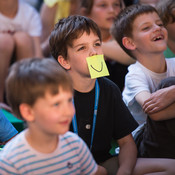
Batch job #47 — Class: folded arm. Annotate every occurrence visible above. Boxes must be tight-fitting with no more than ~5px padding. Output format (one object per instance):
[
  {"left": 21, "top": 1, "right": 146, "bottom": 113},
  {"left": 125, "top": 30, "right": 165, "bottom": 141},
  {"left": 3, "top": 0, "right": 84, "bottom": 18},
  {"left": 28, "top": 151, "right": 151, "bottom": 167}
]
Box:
[
  {"left": 143, "top": 85, "right": 175, "bottom": 114},
  {"left": 136, "top": 90, "right": 175, "bottom": 121}
]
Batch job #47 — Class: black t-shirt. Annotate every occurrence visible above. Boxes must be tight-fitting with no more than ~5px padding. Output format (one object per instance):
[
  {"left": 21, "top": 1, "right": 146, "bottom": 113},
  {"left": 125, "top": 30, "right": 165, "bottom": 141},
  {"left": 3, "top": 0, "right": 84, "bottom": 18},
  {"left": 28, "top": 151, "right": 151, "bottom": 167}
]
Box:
[{"left": 70, "top": 77, "right": 138, "bottom": 163}]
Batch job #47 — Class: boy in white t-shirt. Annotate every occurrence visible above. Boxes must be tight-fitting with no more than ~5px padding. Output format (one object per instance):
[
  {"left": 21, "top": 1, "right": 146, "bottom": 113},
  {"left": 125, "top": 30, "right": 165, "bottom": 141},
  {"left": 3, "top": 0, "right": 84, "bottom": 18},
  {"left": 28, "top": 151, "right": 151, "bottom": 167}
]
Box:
[
  {"left": 111, "top": 4, "right": 175, "bottom": 159},
  {"left": 111, "top": 4, "right": 175, "bottom": 126}
]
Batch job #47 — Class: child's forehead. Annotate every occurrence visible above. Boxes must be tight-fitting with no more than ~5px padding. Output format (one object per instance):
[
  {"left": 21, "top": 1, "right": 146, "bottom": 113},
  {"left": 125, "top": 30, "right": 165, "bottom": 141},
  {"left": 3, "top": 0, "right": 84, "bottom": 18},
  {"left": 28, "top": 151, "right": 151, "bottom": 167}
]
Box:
[
  {"left": 71, "top": 31, "right": 100, "bottom": 46},
  {"left": 134, "top": 11, "right": 159, "bottom": 24},
  {"left": 45, "top": 86, "right": 73, "bottom": 96}
]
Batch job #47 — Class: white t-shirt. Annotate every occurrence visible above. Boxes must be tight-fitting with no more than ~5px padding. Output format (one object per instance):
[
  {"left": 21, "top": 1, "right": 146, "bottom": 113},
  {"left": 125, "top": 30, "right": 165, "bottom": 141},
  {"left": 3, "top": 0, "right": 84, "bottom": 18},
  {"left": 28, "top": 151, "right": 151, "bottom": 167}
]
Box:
[
  {"left": 0, "top": 130, "right": 97, "bottom": 174},
  {"left": 123, "top": 58, "right": 175, "bottom": 125},
  {"left": 0, "top": 0, "right": 42, "bottom": 36}
]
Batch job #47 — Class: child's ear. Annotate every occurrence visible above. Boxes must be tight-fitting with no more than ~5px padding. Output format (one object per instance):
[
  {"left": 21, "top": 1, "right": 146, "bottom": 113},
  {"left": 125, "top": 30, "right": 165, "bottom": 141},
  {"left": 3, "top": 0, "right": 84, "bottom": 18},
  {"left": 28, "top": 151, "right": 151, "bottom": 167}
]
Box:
[
  {"left": 19, "top": 103, "right": 35, "bottom": 122},
  {"left": 57, "top": 55, "right": 71, "bottom": 70},
  {"left": 122, "top": 37, "right": 136, "bottom": 50}
]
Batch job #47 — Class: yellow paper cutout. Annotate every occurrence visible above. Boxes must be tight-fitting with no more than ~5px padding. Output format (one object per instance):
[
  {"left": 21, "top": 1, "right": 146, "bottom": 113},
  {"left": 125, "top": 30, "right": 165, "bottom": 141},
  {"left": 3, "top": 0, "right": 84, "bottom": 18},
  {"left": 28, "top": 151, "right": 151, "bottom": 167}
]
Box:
[{"left": 86, "top": 54, "right": 109, "bottom": 79}]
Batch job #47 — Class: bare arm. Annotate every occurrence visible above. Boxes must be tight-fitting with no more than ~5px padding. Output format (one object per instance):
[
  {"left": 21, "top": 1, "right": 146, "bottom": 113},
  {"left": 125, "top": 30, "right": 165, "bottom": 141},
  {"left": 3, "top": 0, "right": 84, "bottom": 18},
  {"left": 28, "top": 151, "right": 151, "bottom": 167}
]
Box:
[
  {"left": 143, "top": 85, "right": 175, "bottom": 114},
  {"left": 102, "top": 40, "right": 136, "bottom": 65},
  {"left": 94, "top": 165, "right": 107, "bottom": 175},
  {"left": 40, "top": 3, "right": 57, "bottom": 57},
  {"left": 40, "top": 3, "right": 57, "bottom": 42},
  {"left": 117, "top": 134, "right": 137, "bottom": 175},
  {"left": 136, "top": 90, "right": 175, "bottom": 121}
]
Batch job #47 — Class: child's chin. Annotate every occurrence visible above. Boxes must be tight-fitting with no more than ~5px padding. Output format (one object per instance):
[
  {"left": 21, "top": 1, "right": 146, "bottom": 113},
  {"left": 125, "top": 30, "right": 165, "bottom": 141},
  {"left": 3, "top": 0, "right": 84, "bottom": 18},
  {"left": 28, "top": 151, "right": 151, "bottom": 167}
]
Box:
[{"left": 59, "top": 128, "right": 69, "bottom": 135}]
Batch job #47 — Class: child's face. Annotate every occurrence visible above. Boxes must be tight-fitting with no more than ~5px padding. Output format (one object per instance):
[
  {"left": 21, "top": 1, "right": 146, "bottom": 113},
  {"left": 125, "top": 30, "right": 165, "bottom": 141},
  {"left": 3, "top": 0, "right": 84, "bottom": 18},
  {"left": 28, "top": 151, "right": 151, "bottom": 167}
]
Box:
[
  {"left": 66, "top": 31, "right": 103, "bottom": 78},
  {"left": 88, "top": 0, "right": 121, "bottom": 31},
  {"left": 30, "top": 87, "right": 74, "bottom": 135},
  {"left": 131, "top": 12, "right": 167, "bottom": 54}
]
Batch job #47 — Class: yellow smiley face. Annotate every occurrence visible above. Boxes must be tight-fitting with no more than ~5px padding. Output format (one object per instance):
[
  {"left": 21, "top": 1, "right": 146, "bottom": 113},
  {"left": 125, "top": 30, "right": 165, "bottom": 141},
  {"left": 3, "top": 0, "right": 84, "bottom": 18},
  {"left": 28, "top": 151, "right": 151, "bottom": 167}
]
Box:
[{"left": 86, "top": 55, "right": 109, "bottom": 79}]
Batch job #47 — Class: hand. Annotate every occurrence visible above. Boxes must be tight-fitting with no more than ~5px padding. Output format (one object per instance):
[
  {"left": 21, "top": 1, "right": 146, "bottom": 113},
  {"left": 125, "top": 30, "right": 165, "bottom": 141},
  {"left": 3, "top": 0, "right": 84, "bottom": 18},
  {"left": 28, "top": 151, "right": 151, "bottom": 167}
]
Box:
[
  {"left": 95, "top": 165, "right": 107, "bottom": 175},
  {"left": 143, "top": 87, "right": 175, "bottom": 114}
]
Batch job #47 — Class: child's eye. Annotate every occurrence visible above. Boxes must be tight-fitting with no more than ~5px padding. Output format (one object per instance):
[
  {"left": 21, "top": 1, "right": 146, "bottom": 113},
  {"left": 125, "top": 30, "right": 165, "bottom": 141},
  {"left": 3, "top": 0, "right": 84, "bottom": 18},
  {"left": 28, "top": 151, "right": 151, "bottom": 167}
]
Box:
[
  {"left": 142, "top": 26, "right": 150, "bottom": 31},
  {"left": 113, "top": 3, "right": 120, "bottom": 8},
  {"left": 68, "top": 97, "right": 73, "bottom": 104},
  {"left": 158, "top": 23, "right": 164, "bottom": 27},
  {"left": 99, "top": 3, "right": 107, "bottom": 8},
  {"left": 94, "top": 42, "right": 101, "bottom": 47},
  {"left": 53, "top": 102, "right": 59, "bottom": 107},
  {"left": 77, "top": 46, "right": 85, "bottom": 51}
]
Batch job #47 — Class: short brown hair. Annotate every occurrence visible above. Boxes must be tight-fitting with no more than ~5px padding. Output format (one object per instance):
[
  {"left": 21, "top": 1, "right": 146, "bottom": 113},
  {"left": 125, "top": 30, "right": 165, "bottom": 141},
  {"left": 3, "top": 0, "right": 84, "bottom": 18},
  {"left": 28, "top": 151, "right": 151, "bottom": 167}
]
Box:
[
  {"left": 49, "top": 15, "right": 101, "bottom": 61},
  {"left": 6, "top": 58, "right": 73, "bottom": 120},
  {"left": 156, "top": 0, "right": 175, "bottom": 26},
  {"left": 111, "top": 4, "right": 158, "bottom": 58}
]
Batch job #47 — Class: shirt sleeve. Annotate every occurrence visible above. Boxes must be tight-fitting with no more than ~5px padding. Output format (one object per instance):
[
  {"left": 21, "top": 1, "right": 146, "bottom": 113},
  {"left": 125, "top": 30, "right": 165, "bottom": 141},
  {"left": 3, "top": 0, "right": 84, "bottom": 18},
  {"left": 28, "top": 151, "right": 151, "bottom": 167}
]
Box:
[
  {"left": 123, "top": 63, "right": 150, "bottom": 107},
  {"left": 77, "top": 136, "right": 98, "bottom": 175}
]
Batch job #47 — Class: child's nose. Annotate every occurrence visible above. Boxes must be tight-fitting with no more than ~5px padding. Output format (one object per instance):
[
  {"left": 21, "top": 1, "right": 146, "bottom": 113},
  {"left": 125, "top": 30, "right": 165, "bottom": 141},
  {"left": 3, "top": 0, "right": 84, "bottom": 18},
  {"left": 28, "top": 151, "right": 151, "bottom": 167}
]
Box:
[
  {"left": 153, "top": 24, "right": 161, "bottom": 32},
  {"left": 108, "top": 5, "right": 115, "bottom": 12},
  {"left": 90, "top": 47, "right": 98, "bottom": 56}
]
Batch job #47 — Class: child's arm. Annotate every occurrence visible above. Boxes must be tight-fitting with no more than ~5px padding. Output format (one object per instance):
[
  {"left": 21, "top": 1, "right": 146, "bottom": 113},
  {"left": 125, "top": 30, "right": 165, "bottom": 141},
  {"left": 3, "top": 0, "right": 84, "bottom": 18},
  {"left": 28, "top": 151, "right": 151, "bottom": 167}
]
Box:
[
  {"left": 136, "top": 90, "right": 175, "bottom": 121},
  {"left": 40, "top": 2, "right": 57, "bottom": 57},
  {"left": 94, "top": 165, "right": 107, "bottom": 175},
  {"left": 102, "top": 40, "right": 135, "bottom": 65},
  {"left": 117, "top": 134, "right": 137, "bottom": 175},
  {"left": 40, "top": 2, "right": 57, "bottom": 42},
  {"left": 142, "top": 85, "right": 175, "bottom": 114}
]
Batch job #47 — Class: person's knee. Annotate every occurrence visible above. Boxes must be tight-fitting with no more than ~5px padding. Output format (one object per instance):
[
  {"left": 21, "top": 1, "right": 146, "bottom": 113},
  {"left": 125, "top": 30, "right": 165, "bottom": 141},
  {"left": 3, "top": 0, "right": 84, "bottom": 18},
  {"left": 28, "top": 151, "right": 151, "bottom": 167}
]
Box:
[
  {"left": 13, "top": 31, "right": 33, "bottom": 47},
  {"left": 0, "top": 33, "right": 15, "bottom": 53}
]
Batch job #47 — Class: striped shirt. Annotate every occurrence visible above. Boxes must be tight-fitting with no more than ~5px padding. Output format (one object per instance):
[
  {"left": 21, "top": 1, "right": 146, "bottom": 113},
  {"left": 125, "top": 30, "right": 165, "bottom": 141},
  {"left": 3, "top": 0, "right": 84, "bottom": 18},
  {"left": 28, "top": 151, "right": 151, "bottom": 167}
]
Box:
[{"left": 0, "top": 130, "right": 97, "bottom": 174}]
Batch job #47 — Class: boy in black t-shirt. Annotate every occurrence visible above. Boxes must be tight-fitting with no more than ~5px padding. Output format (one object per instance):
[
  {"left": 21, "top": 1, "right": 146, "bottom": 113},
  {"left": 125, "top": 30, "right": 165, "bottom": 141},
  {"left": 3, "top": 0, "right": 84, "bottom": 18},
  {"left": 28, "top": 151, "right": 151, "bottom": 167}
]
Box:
[{"left": 49, "top": 15, "right": 175, "bottom": 175}]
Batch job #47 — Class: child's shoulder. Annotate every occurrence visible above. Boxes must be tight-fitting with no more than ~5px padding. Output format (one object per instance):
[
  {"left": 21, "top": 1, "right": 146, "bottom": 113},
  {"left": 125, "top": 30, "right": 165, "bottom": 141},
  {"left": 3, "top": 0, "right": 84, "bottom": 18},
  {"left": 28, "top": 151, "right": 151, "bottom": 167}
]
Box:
[
  {"left": 60, "top": 131, "right": 81, "bottom": 142},
  {"left": 60, "top": 131, "right": 86, "bottom": 149},
  {"left": 0, "top": 130, "right": 26, "bottom": 157},
  {"left": 128, "top": 61, "right": 142, "bottom": 72},
  {"left": 166, "top": 57, "right": 175, "bottom": 63}
]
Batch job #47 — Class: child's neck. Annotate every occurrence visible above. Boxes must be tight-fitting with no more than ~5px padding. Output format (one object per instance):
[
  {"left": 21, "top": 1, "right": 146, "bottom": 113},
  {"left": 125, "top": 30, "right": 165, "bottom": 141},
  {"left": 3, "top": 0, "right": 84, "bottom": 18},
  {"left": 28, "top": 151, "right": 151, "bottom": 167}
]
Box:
[
  {"left": 0, "top": 0, "right": 18, "bottom": 18},
  {"left": 25, "top": 128, "right": 59, "bottom": 154},
  {"left": 167, "top": 39, "right": 175, "bottom": 53},
  {"left": 137, "top": 53, "right": 167, "bottom": 73},
  {"left": 70, "top": 74, "right": 96, "bottom": 93}
]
